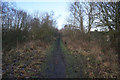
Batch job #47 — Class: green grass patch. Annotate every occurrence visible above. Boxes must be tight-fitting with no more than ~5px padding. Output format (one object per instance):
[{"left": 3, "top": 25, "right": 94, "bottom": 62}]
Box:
[
  {"left": 40, "top": 41, "right": 56, "bottom": 77},
  {"left": 60, "top": 40, "right": 87, "bottom": 78}
]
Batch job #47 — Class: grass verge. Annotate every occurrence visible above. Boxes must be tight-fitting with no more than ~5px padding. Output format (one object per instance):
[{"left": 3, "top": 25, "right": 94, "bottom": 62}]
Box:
[
  {"left": 40, "top": 41, "right": 56, "bottom": 77},
  {"left": 60, "top": 40, "right": 87, "bottom": 78}
]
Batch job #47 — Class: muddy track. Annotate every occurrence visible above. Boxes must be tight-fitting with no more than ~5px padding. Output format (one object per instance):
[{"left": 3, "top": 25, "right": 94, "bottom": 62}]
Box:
[{"left": 45, "top": 36, "right": 66, "bottom": 78}]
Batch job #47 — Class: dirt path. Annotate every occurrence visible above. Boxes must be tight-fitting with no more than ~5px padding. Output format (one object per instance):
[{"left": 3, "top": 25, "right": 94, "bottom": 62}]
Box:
[{"left": 45, "top": 36, "right": 66, "bottom": 78}]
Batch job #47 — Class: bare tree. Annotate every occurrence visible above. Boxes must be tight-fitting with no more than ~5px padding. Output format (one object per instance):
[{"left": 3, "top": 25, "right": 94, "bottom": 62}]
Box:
[
  {"left": 69, "top": 2, "right": 85, "bottom": 33},
  {"left": 84, "top": 2, "right": 96, "bottom": 33},
  {"left": 96, "top": 2, "right": 119, "bottom": 31}
]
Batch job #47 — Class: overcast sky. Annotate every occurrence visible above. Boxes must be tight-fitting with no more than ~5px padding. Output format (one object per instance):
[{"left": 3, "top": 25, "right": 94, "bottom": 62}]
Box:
[{"left": 15, "top": 2, "right": 70, "bottom": 29}]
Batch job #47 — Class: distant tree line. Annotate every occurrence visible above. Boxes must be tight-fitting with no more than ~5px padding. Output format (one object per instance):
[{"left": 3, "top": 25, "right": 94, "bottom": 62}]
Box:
[
  {"left": 66, "top": 2, "right": 119, "bottom": 33},
  {"left": 2, "top": 2, "right": 58, "bottom": 52}
]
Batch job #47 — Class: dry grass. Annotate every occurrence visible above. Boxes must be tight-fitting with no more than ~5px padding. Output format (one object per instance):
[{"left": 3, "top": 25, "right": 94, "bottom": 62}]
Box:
[
  {"left": 2, "top": 40, "right": 50, "bottom": 78},
  {"left": 61, "top": 30, "right": 119, "bottom": 78}
]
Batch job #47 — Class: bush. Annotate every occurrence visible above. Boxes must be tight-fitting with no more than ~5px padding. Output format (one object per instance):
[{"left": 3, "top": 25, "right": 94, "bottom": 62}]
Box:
[{"left": 3, "top": 28, "right": 29, "bottom": 51}]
